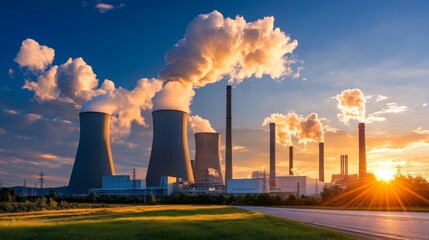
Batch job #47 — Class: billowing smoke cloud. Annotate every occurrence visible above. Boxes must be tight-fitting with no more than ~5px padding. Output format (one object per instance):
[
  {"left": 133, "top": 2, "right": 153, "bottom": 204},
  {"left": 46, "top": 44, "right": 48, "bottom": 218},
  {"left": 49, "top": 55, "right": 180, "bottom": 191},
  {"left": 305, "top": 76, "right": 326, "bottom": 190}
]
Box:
[
  {"left": 152, "top": 82, "right": 195, "bottom": 113},
  {"left": 189, "top": 115, "right": 216, "bottom": 133},
  {"left": 23, "top": 66, "right": 60, "bottom": 102},
  {"left": 81, "top": 78, "right": 162, "bottom": 128},
  {"left": 155, "top": 10, "right": 299, "bottom": 112},
  {"left": 16, "top": 39, "right": 162, "bottom": 134},
  {"left": 336, "top": 88, "right": 366, "bottom": 125},
  {"left": 262, "top": 112, "right": 324, "bottom": 146},
  {"left": 15, "top": 38, "right": 55, "bottom": 71}
]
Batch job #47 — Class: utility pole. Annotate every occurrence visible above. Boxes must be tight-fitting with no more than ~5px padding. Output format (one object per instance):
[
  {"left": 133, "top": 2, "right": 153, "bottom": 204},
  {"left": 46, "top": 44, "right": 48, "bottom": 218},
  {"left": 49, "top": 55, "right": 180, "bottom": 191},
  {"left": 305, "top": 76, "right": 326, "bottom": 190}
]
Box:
[{"left": 39, "top": 171, "right": 45, "bottom": 190}]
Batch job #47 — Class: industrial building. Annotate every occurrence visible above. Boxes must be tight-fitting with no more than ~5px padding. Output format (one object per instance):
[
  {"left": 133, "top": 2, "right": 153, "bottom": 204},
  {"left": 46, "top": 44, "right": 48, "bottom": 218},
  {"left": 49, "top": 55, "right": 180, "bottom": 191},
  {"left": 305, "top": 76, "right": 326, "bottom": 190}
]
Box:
[
  {"left": 89, "top": 175, "right": 175, "bottom": 197},
  {"left": 146, "top": 110, "right": 194, "bottom": 187},
  {"left": 193, "top": 132, "right": 224, "bottom": 187},
  {"left": 68, "top": 112, "right": 115, "bottom": 195},
  {"left": 66, "top": 85, "right": 368, "bottom": 198},
  {"left": 227, "top": 176, "right": 324, "bottom": 196}
]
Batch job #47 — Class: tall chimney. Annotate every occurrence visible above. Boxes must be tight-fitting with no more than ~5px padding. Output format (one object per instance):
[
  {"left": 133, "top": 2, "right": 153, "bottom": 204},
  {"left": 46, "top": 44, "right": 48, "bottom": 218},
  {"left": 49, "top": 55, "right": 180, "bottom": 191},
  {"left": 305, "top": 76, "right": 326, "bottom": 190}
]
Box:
[
  {"left": 319, "top": 142, "right": 324, "bottom": 182},
  {"left": 225, "top": 85, "right": 233, "bottom": 183},
  {"left": 289, "top": 146, "right": 293, "bottom": 176},
  {"left": 269, "top": 123, "right": 276, "bottom": 188},
  {"left": 358, "top": 123, "right": 367, "bottom": 178},
  {"left": 146, "top": 110, "right": 194, "bottom": 187},
  {"left": 68, "top": 112, "right": 115, "bottom": 195},
  {"left": 340, "top": 155, "right": 344, "bottom": 175},
  {"left": 345, "top": 154, "right": 348, "bottom": 176},
  {"left": 193, "top": 133, "right": 224, "bottom": 186}
]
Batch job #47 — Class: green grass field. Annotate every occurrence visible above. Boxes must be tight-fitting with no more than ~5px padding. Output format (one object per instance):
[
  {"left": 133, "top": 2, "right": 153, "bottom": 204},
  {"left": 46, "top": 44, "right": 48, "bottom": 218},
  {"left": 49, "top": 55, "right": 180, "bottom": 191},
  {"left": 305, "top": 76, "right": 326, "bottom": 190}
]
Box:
[{"left": 0, "top": 205, "right": 362, "bottom": 240}]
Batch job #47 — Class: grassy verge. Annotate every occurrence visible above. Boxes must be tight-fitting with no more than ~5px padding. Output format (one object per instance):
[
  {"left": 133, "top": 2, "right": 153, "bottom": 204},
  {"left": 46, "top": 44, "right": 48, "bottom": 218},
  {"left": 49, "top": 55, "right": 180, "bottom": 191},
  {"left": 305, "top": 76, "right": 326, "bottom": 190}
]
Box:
[{"left": 0, "top": 205, "right": 362, "bottom": 240}]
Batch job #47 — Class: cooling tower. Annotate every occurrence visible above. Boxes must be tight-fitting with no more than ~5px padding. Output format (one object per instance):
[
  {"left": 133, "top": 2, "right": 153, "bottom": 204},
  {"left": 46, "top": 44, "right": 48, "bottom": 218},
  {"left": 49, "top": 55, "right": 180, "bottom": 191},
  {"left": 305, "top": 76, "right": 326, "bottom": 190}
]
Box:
[
  {"left": 146, "top": 110, "right": 194, "bottom": 186},
  {"left": 269, "top": 123, "right": 276, "bottom": 188},
  {"left": 68, "top": 112, "right": 115, "bottom": 195},
  {"left": 289, "top": 146, "right": 293, "bottom": 176},
  {"left": 225, "top": 85, "right": 233, "bottom": 182},
  {"left": 193, "top": 133, "right": 224, "bottom": 185},
  {"left": 319, "top": 142, "right": 325, "bottom": 182},
  {"left": 358, "top": 123, "right": 367, "bottom": 178}
]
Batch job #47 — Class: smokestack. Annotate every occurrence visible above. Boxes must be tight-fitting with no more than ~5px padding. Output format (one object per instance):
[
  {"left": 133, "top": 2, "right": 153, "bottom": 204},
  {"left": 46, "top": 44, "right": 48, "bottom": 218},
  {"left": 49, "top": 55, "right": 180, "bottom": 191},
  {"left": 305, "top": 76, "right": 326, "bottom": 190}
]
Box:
[
  {"left": 193, "top": 133, "right": 224, "bottom": 185},
  {"left": 345, "top": 154, "right": 349, "bottom": 176},
  {"left": 68, "top": 112, "right": 115, "bottom": 195},
  {"left": 340, "top": 155, "right": 344, "bottom": 175},
  {"left": 319, "top": 142, "right": 324, "bottom": 182},
  {"left": 289, "top": 146, "right": 293, "bottom": 176},
  {"left": 146, "top": 110, "right": 194, "bottom": 186},
  {"left": 358, "top": 123, "right": 367, "bottom": 178},
  {"left": 269, "top": 123, "right": 276, "bottom": 188},
  {"left": 225, "top": 85, "right": 233, "bottom": 182}
]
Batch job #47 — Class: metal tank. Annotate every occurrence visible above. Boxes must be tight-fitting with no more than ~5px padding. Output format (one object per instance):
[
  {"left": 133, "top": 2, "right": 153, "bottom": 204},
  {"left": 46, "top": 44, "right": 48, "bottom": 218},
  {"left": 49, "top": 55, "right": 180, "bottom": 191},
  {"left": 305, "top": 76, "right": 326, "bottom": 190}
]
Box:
[
  {"left": 146, "top": 110, "right": 194, "bottom": 186},
  {"left": 193, "top": 133, "right": 224, "bottom": 186},
  {"left": 68, "top": 112, "right": 115, "bottom": 195}
]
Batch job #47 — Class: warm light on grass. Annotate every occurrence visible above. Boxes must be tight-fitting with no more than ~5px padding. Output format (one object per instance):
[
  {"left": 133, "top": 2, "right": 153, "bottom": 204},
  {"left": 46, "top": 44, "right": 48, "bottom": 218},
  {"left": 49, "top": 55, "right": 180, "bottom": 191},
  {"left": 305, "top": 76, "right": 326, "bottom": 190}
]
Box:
[{"left": 0, "top": 205, "right": 362, "bottom": 240}]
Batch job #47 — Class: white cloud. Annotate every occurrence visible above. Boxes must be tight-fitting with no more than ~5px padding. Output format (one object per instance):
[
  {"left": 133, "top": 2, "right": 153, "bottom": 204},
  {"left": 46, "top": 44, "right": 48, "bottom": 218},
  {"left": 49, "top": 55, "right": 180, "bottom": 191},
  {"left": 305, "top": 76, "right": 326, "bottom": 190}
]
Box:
[
  {"left": 414, "top": 127, "right": 429, "bottom": 135},
  {"left": 370, "top": 102, "right": 409, "bottom": 115},
  {"left": 14, "top": 38, "right": 55, "bottom": 71},
  {"left": 4, "top": 109, "right": 18, "bottom": 115},
  {"left": 375, "top": 95, "right": 389, "bottom": 102},
  {"left": 8, "top": 69, "right": 14, "bottom": 78},
  {"left": 23, "top": 66, "right": 60, "bottom": 102},
  {"left": 95, "top": 3, "right": 124, "bottom": 13},
  {"left": 25, "top": 113, "right": 42, "bottom": 122}
]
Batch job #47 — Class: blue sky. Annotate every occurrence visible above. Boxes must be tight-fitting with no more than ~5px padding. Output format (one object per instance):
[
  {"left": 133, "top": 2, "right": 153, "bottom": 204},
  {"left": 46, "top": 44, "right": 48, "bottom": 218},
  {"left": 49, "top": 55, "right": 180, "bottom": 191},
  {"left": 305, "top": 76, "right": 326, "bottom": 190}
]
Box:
[{"left": 1, "top": 0, "right": 429, "bottom": 186}]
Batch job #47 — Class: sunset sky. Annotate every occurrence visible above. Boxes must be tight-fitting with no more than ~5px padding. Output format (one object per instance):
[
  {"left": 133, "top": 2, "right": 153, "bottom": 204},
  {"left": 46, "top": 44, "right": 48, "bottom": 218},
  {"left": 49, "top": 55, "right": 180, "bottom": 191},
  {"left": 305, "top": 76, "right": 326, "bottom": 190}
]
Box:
[{"left": 1, "top": 0, "right": 428, "bottom": 187}]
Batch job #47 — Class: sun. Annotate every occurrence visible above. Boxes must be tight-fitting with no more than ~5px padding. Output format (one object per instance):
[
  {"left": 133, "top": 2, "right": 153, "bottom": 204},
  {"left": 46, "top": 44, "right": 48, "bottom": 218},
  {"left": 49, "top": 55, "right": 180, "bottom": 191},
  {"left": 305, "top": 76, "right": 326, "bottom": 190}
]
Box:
[{"left": 374, "top": 168, "right": 396, "bottom": 182}]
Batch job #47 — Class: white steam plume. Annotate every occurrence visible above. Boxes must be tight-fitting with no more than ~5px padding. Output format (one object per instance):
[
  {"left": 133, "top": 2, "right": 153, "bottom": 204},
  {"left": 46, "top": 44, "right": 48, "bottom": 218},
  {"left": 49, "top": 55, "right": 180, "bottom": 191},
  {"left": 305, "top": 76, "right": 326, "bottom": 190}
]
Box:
[
  {"left": 336, "top": 88, "right": 366, "bottom": 125},
  {"left": 16, "top": 38, "right": 163, "bottom": 134},
  {"left": 262, "top": 112, "right": 324, "bottom": 146},
  {"left": 189, "top": 115, "right": 216, "bottom": 133},
  {"left": 15, "top": 38, "right": 55, "bottom": 71},
  {"left": 81, "top": 78, "right": 163, "bottom": 129},
  {"left": 155, "top": 10, "right": 299, "bottom": 112}
]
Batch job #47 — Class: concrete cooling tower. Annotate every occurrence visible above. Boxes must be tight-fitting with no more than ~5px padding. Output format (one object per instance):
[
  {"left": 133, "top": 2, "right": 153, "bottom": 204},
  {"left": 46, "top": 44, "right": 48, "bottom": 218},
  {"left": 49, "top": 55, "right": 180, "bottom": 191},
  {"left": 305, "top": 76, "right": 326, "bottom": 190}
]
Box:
[
  {"left": 146, "top": 110, "right": 194, "bottom": 186},
  {"left": 68, "top": 112, "right": 115, "bottom": 195},
  {"left": 193, "top": 133, "right": 224, "bottom": 186}
]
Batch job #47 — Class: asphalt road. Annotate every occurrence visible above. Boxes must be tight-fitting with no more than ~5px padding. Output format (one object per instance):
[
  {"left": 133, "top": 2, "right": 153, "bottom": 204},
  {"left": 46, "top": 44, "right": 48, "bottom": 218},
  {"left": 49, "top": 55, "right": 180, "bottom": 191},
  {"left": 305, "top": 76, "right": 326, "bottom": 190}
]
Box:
[{"left": 237, "top": 206, "right": 429, "bottom": 240}]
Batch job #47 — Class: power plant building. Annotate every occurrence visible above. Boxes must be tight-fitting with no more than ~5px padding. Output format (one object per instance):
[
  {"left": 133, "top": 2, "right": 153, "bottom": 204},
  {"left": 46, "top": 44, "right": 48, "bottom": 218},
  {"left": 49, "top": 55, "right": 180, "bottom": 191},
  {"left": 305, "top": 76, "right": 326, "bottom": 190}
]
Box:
[
  {"left": 146, "top": 110, "right": 194, "bottom": 187},
  {"left": 228, "top": 176, "right": 324, "bottom": 196},
  {"left": 68, "top": 112, "right": 115, "bottom": 195},
  {"left": 193, "top": 132, "right": 224, "bottom": 186}
]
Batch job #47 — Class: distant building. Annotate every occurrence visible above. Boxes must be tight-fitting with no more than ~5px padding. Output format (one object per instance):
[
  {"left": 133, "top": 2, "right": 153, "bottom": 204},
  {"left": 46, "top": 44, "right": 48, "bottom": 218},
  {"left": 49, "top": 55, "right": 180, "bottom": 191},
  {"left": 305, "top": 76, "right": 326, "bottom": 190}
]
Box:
[
  {"left": 331, "top": 174, "right": 359, "bottom": 186},
  {"left": 89, "top": 175, "right": 176, "bottom": 197},
  {"left": 227, "top": 176, "right": 325, "bottom": 196},
  {"left": 273, "top": 176, "right": 325, "bottom": 196},
  {"left": 227, "top": 178, "right": 269, "bottom": 194}
]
